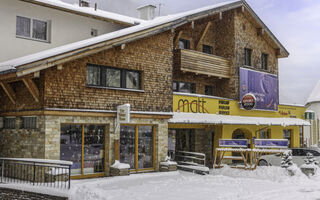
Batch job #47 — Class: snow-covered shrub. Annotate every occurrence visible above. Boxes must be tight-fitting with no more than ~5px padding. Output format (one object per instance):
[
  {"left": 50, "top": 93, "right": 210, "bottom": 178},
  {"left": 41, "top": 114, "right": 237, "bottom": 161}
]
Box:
[
  {"left": 281, "top": 150, "right": 297, "bottom": 176},
  {"left": 300, "top": 152, "right": 319, "bottom": 177}
]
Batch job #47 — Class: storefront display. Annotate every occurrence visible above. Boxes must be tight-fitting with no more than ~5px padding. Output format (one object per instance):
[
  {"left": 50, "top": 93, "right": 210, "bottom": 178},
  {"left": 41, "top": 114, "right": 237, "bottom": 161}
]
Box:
[
  {"left": 120, "top": 125, "right": 154, "bottom": 172},
  {"left": 60, "top": 124, "right": 106, "bottom": 176}
]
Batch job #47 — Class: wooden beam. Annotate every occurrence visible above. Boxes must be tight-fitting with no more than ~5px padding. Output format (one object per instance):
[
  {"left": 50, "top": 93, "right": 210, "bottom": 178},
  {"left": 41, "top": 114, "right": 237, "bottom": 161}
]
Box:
[
  {"left": 121, "top": 43, "right": 126, "bottom": 50},
  {"left": 219, "top": 12, "right": 223, "bottom": 20},
  {"left": 196, "top": 22, "right": 212, "bottom": 50},
  {"left": 242, "top": 6, "right": 245, "bottom": 13},
  {"left": 22, "top": 78, "right": 40, "bottom": 102},
  {"left": 191, "top": 21, "right": 195, "bottom": 29},
  {"left": 174, "top": 30, "right": 183, "bottom": 48},
  {"left": 0, "top": 82, "right": 16, "bottom": 104},
  {"left": 34, "top": 71, "right": 40, "bottom": 78},
  {"left": 57, "top": 64, "right": 63, "bottom": 70}
]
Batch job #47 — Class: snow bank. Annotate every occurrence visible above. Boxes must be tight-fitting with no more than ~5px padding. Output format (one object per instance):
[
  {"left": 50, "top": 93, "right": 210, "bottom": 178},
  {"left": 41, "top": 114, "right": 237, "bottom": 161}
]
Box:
[{"left": 111, "top": 160, "right": 130, "bottom": 169}]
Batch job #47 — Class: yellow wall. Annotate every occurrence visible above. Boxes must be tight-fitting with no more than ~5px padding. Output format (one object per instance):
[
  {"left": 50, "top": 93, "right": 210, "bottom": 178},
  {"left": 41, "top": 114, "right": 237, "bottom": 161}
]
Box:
[
  {"left": 173, "top": 94, "right": 306, "bottom": 119},
  {"left": 172, "top": 95, "right": 305, "bottom": 148}
]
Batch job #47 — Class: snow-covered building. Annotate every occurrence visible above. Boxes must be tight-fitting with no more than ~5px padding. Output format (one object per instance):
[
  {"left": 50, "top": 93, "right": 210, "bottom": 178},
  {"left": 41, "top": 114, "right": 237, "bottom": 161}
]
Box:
[
  {"left": 0, "top": 0, "right": 309, "bottom": 178},
  {"left": 304, "top": 81, "right": 320, "bottom": 147},
  {"left": 0, "top": 0, "right": 143, "bottom": 62}
]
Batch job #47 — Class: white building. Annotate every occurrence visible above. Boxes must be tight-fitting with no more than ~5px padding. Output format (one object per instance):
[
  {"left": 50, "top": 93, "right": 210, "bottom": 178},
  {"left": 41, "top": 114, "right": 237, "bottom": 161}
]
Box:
[
  {"left": 0, "top": 0, "right": 143, "bottom": 62},
  {"left": 304, "top": 81, "right": 320, "bottom": 147}
]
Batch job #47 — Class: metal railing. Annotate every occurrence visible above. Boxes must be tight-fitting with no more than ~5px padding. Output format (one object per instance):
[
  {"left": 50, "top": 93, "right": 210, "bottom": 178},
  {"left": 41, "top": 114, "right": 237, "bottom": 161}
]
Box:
[
  {"left": 0, "top": 158, "right": 72, "bottom": 189},
  {"left": 175, "top": 151, "right": 206, "bottom": 167}
]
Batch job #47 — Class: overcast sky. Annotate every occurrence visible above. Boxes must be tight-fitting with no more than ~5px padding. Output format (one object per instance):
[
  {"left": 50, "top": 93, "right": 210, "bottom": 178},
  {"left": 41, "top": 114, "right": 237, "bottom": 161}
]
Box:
[{"left": 62, "top": 0, "right": 320, "bottom": 105}]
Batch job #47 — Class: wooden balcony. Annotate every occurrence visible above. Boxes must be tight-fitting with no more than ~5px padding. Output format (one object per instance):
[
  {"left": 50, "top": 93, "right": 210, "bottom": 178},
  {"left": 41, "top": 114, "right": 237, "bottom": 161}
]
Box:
[{"left": 176, "top": 49, "right": 231, "bottom": 78}]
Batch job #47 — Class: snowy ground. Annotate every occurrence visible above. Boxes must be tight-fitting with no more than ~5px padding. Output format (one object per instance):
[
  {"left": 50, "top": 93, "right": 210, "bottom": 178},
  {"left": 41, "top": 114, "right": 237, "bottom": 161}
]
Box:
[
  {"left": 2, "top": 166, "right": 320, "bottom": 200},
  {"left": 70, "top": 166, "right": 320, "bottom": 200}
]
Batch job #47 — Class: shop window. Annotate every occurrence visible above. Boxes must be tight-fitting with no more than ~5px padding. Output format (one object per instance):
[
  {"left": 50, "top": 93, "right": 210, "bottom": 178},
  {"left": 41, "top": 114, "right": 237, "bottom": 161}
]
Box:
[
  {"left": 16, "top": 16, "right": 50, "bottom": 42},
  {"left": 120, "top": 125, "right": 154, "bottom": 172},
  {"left": 179, "top": 39, "right": 190, "bottom": 49},
  {"left": 283, "top": 129, "right": 292, "bottom": 147},
  {"left": 244, "top": 48, "right": 252, "bottom": 66},
  {"left": 86, "top": 64, "right": 141, "bottom": 90},
  {"left": 202, "top": 45, "right": 213, "bottom": 54},
  {"left": 173, "top": 81, "right": 195, "bottom": 93},
  {"left": 4, "top": 118, "right": 15, "bottom": 129},
  {"left": 60, "top": 124, "right": 105, "bottom": 176},
  {"left": 261, "top": 53, "right": 268, "bottom": 70},
  {"left": 21, "top": 117, "right": 37, "bottom": 129},
  {"left": 259, "top": 129, "right": 270, "bottom": 139},
  {"left": 205, "top": 85, "right": 213, "bottom": 96}
]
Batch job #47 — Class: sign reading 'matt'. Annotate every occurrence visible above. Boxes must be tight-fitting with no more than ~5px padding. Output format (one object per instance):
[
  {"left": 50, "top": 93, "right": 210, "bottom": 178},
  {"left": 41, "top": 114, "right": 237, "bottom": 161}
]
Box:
[{"left": 176, "top": 98, "right": 208, "bottom": 113}]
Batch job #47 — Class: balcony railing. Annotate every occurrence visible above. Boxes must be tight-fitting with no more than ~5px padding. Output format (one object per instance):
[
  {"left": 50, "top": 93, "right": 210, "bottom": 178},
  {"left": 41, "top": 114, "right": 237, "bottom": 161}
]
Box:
[{"left": 176, "top": 49, "right": 231, "bottom": 78}]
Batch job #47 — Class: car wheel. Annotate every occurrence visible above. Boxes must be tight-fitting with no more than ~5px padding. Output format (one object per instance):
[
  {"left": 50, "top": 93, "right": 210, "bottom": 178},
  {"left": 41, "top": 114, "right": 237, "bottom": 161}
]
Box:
[{"left": 258, "top": 159, "right": 269, "bottom": 166}]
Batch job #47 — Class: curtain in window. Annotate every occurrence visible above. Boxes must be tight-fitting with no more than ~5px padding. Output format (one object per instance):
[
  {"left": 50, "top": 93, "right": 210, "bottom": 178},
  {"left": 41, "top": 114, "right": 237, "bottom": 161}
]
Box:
[
  {"left": 86, "top": 65, "right": 100, "bottom": 85},
  {"left": 32, "top": 19, "right": 47, "bottom": 40},
  {"left": 16, "top": 16, "right": 31, "bottom": 37},
  {"left": 126, "top": 71, "right": 140, "bottom": 89},
  {"left": 106, "top": 68, "right": 121, "bottom": 87}
]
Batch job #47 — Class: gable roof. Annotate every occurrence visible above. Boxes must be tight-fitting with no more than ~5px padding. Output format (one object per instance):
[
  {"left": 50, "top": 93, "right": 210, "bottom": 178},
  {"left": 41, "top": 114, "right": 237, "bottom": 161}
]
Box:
[
  {"left": 306, "top": 81, "right": 320, "bottom": 104},
  {"left": 20, "top": 0, "right": 144, "bottom": 26},
  {"left": 0, "top": 0, "right": 289, "bottom": 77}
]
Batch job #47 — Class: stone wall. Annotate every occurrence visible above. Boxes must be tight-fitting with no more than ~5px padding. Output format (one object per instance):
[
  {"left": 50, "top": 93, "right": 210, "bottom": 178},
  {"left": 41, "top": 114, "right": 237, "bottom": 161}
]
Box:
[
  {"left": 43, "top": 31, "right": 174, "bottom": 113},
  {"left": 0, "top": 116, "right": 45, "bottom": 158}
]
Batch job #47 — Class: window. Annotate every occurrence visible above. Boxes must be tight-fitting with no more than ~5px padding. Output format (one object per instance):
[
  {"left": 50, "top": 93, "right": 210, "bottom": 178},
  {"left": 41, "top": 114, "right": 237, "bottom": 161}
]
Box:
[
  {"left": 261, "top": 53, "right": 268, "bottom": 70},
  {"left": 60, "top": 124, "right": 105, "bottom": 176},
  {"left": 259, "top": 129, "right": 270, "bottom": 139},
  {"left": 21, "top": 117, "right": 37, "bottom": 129},
  {"left": 173, "top": 81, "right": 195, "bottom": 93},
  {"left": 179, "top": 39, "right": 190, "bottom": 49},
  {"left": 4, "top": 118, "right": 15, "bottom": 129},
  {"left": 86, "top": 64, "right": 141, "bottom": 90},
  {"left": 283, "top": 129, "right": 292, "bottom": 147},
  {"left": 16, "top": 16, "right": 50, "bottom": 42},
  {"left": 244, "top": 48, "right": 252, "bottom": 66},
  {"left": 205, "top": 85, "right": 213, "bottom": 96},
  {"left": 202, "top": 45, "right": 213, "bottom": 54},
  {"left": 91, "top": 29, "right": 98, "bottom": 37}
]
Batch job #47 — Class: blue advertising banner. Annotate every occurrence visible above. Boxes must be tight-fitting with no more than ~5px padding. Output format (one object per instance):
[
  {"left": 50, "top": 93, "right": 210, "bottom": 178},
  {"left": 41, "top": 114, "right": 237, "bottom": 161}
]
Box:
[
  {"left": 240, "top": 67, "right": 278, "bottom": 111},
  {"left": 254, "top": 139, "right": 288, "bottom": 149},
  {"left": 219, "top": 139, "right": 248, "bottom": 148}
]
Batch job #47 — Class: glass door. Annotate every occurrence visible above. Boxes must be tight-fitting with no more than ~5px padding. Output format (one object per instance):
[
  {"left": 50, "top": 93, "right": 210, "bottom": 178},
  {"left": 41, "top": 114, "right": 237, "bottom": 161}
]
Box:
[
  {"left": 83, "top": 125, "right": 105, "bottom": 175},
  {"left": 138, "top": 126, "right": 154, "bottom": 169},
  {"left": 120, "top": 126, "right": 136, "bottom": 169},
  {"left": 120, "top": 125, "right": 155, "bottom": 172}
]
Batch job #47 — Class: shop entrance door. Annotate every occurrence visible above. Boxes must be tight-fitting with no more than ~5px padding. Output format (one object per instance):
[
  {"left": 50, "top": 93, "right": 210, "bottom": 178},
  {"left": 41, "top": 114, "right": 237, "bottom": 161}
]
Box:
[{"left": 120, "top": 125, "right": 155, "bottom": 172}]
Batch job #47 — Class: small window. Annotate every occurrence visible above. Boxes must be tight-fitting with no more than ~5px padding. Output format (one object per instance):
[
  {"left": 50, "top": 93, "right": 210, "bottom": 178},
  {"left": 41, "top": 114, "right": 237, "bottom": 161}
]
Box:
[
  {"left": 16, "top": 16, "right": 50, "bottom": 42},
  {"left": 261, "top": 53, "right": 268, "bottom": 70},
  {"left": 244, "top": 48, "right": 252, "bottom": 66},
  {"left": 4, "top": 118, "right": 16, "bottom": 129},
  {"left": 202, "top": 45, "right": 213, "bottom": 54},
  {"left": 283, "top": 129, "right": 292, "bottom": 147},
  {"left": 91, "top": 28, "right": 98, "bottom": 37},
  {"left": 179, "top": 39, "right": 190, "bottom": 49},
  {"left": 173, "top": 81, "right": 195, "bottom": 93},
  {"left": 205, "top": 85, "right": 213, "bottom": 96},
  {"left": 22, "top": 117, "right": 37, "bottom": 129},
  {"left": 259, "top": 129, "right": 270, "bottom": 139},
  {"left": 16, "top": 16, "right": 31, "bottom": 38},
  {"left": 86, "top": 64, "right": 141, "bottom": 90}
]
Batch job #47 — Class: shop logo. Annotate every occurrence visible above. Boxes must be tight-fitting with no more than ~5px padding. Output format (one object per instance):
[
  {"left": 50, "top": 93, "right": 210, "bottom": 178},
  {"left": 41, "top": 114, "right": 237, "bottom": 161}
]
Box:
[
  {"left": 176, "top": 98, "right": 208, "bottom": 113},
  {"left": 241, "top": 93, "right": 256, "bottom": 110}
]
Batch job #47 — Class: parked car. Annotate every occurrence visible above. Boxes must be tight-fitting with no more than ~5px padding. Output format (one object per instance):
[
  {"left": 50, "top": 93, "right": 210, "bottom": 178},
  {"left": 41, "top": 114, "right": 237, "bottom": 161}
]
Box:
[{"left": 258, "top": 148, "right": 320, "bottom": 167}]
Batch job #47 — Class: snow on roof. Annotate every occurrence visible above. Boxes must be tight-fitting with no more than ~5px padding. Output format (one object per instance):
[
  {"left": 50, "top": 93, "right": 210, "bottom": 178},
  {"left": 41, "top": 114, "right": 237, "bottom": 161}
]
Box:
[
  {"left": 306, "top": 81, "right": 320, "bottom": 104},
  {"left": 169, "top": 112, "right": 310, "bottom": 126},
  {"left": 30, "top": 0, "right": 144, "bottom": 25},
  {"left": 0, "top": 0, "right": 241, "bottom": 73}
]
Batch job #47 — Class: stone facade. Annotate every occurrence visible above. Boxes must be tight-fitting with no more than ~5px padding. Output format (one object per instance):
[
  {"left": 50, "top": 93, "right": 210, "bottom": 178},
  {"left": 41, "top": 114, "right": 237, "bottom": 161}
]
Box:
[{"left": 0, "top": 116, "right": 45, "bottom": 158}]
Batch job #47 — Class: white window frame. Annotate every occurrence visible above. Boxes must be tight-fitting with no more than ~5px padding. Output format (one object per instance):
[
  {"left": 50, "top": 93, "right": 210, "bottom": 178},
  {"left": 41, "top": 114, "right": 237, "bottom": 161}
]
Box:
[{"left": 16, "top": 15, "right": 51, "bottom": 43}]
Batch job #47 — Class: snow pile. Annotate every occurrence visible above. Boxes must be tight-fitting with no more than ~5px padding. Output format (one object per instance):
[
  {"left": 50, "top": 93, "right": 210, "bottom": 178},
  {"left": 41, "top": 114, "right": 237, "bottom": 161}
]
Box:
[
  {"left": 281, "top": 150, "right": 300, "bottom": 176},
  {"left": 111, "top": 160, "right": 130, "bottom": 169},
  {"left": 160, "top": 156, "right": 177, "bottom": 166},
  {"left": 300, "top": 153, "right": 319, "bottom": 177}
]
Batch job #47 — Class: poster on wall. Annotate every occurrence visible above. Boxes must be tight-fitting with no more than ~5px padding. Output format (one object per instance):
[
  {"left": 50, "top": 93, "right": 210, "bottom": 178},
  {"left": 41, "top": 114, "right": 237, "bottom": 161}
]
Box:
[{"left": 239, "top": 67, "right": 279, "bottom": 111}]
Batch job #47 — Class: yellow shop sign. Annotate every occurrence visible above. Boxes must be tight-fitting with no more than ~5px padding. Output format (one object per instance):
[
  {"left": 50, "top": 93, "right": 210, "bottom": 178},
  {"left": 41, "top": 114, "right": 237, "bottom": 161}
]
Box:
[{"left": 173, "top": 94, "right": 306, "bottom": 119}]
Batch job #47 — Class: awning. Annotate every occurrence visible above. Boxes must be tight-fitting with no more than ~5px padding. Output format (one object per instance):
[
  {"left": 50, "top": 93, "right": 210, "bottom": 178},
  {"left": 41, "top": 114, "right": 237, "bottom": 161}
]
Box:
[{"left": 169, "top": 112, "right": 310, "bottom": 127}]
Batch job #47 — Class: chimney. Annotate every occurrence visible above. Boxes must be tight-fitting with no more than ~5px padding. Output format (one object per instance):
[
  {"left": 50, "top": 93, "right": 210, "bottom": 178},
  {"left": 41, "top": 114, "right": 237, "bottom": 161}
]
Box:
[
  {"left": 137, "top": 5, "right": 156, "bottom": 20},
  {"left": 79, "top": 0, "right": 90, "bottom": 7}
]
